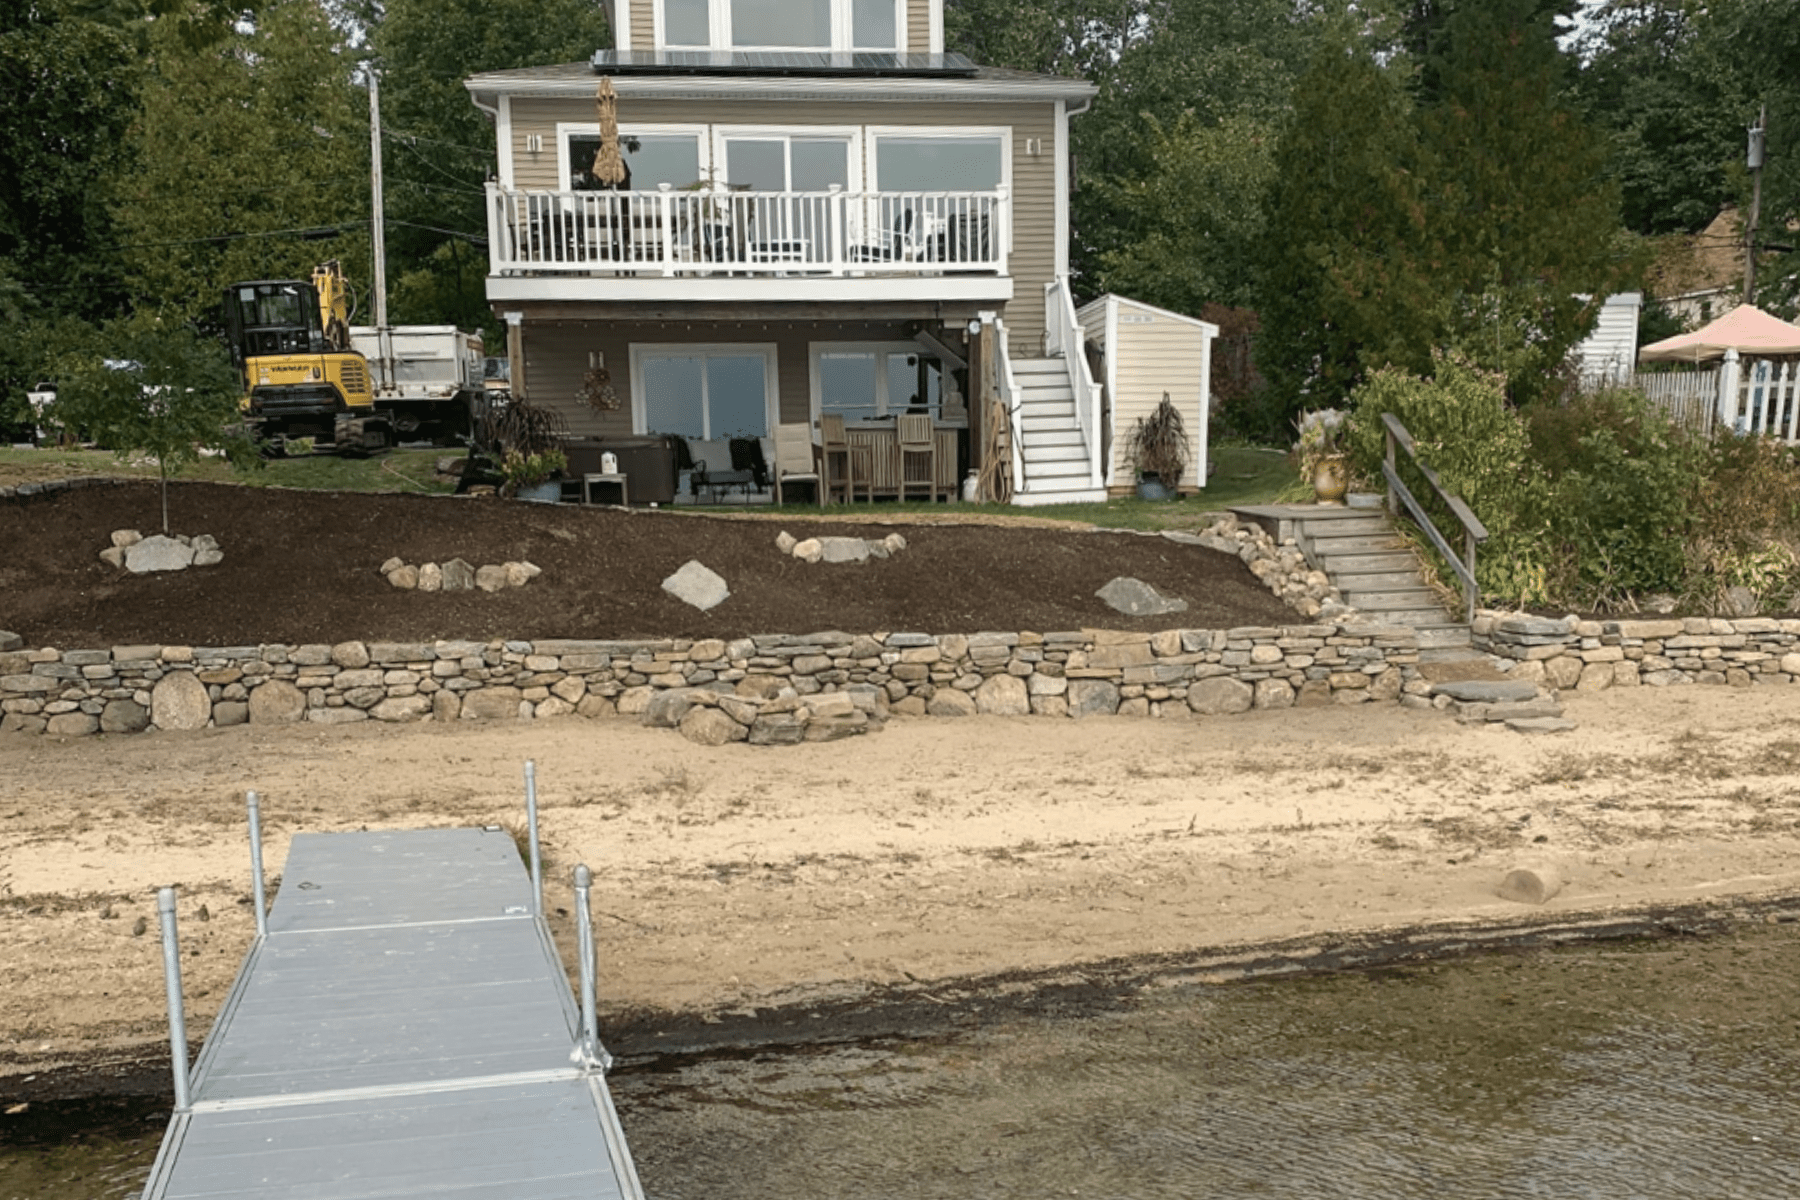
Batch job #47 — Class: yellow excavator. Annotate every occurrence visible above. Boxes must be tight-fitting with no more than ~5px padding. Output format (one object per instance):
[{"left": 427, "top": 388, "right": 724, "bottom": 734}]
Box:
[{"left": 223, "top": 261, "right": 482, "bottom": 453}]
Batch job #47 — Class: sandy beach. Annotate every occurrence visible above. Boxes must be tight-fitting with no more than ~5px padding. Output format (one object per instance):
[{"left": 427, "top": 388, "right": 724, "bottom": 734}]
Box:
[{"left": 4, "top": 686, "right": 1800, "bottom": 1085}]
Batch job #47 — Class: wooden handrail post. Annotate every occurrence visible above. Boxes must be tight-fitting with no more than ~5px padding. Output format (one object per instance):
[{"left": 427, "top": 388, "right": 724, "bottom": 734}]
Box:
[{"left": 1384, "top": 421, "right": 1397, "bottom": 521}]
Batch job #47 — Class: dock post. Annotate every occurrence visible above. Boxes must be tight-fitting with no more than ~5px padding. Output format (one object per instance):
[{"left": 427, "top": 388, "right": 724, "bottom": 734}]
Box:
[
  {"left": 574, "top": 864, "right": 598, "bottom": 1063},
  {"left": 246, "top": 791, "right": 268, "bottom": 939},
  {"left": 523, "top": 760, "right": 544, "bottom": 917},
  {"left": 157, "top": 888, "right": 192, "bottom": 1110}
]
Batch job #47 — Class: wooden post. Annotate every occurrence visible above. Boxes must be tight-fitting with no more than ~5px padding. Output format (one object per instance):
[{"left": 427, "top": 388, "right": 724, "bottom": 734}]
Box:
[{"left": 967, "top": 322, "right": 986, "bottom": 475}]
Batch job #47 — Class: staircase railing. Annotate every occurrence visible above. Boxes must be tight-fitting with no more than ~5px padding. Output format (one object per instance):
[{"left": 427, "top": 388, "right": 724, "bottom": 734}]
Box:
[
  {"left": 1044, "top": 278, "right": 1105, "bottom": 490},
  {"left": 1381, "top": 412, "right": 1488, "bottom": 624},
  {"left": 995, "top": 317, "right": 1024, "bottom": 499}
]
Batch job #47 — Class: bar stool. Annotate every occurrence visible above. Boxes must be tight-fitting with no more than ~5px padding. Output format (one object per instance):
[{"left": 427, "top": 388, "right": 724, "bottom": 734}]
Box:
[
  {"left": 818, "top": 413, "right": 871, "bottom": 503},
  {"left": 896, "top": 413, "right": 939, "bottom": 503}
]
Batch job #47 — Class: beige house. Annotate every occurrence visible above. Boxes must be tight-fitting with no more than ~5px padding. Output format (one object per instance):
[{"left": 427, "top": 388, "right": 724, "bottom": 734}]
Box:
[{"left": 464, "top": 0, "right": 1106, "bottom": 504}]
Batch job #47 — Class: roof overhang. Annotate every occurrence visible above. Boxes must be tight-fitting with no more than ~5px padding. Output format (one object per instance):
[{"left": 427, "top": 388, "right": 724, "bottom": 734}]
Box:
[{"left": 466, "top": 65, "right": 1096, "bottom": 106}]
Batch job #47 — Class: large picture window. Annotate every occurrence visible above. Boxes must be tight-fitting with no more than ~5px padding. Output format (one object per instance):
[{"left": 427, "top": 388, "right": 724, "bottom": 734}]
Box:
[
  {"left": 633, "top": 345, "right": 776, "bottom": 440},
  {"left": 812, "top": 344, "right": 945, "bottom": 424},
  {"left": 565, "top": 129, "right": 703, "bottom": 191},
  {"left": 873, "top": 135, "right": 1004, "bottom": 192},
  {"left": 661, "top": 0, "right": 900, "bottom": 51}
]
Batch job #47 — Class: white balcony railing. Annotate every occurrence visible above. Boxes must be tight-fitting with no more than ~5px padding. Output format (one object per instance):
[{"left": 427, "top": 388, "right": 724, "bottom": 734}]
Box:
[{"left": 486, "top": 183, "right": 1008, "bottom": 279}]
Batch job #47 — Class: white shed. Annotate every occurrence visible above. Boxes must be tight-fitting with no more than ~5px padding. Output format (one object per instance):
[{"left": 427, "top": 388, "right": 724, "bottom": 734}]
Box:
[
  {"left": 1572, "top": 292, "right": 1642, "bottom": 387},
  {"left": 1076, "top": 294, "right": 1220, "bottom": 494}
]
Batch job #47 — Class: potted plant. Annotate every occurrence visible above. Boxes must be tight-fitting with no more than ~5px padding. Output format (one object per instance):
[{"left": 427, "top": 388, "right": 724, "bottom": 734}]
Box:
[
  {"left": 1294, "top": 408, "right": 1350, "bottom": 505},
  {"left": 1124, "top": 392, "right": 1191, "bottom": 501},
  {"left": 500, "top": 447, "right": 568, "bottom": 501}
]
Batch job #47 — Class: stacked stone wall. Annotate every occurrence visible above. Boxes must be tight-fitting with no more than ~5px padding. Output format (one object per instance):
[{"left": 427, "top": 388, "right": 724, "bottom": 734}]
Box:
[
  {"left": 1, "top": 623, "right": 1436, "bottom": 736},
  {"left": 1474, "top": 611, "right": 1800, "bottom": 689}
]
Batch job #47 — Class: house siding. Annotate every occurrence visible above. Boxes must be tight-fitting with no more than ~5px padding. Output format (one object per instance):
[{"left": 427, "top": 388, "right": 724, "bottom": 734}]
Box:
[
  {"left": 630, "top": 0, "right": 654, "bottom": 50},
  {"left": 522, "top": 317, "right": 966, "bottom": 440},
  {"left": 505, "top": 95, "right": 1057, "bottom": 347},
  {"left": 907, "top": 0, "right": 930, "bottom": 51}
]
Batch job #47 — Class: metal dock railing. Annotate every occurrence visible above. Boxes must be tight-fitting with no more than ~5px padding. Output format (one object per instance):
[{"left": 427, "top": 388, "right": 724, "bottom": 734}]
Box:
[{"left": 139, "top": 762, "right": 644, "bottom": 1200}]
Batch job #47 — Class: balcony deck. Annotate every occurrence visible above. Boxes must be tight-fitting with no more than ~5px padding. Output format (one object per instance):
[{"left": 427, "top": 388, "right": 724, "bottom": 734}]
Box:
[{"left": 485, "top": 184, "right": 1012, "bottom": 304}]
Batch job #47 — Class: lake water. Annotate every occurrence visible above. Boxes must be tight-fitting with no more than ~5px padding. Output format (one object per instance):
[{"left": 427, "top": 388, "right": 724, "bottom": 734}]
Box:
[{"left": 7, "top": 920, "right": 1800, "bottom": 1199}]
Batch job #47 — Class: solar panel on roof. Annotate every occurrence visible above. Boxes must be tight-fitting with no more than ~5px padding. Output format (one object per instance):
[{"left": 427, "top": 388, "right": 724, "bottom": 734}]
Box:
[{"left": 590, "top": 49, "right": 979, "bottom": 78}]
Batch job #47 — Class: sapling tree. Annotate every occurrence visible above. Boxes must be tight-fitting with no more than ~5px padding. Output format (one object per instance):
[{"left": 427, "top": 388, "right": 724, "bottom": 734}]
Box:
[{"left": 50, "top": 312, "right": 256, "bottom": 534}]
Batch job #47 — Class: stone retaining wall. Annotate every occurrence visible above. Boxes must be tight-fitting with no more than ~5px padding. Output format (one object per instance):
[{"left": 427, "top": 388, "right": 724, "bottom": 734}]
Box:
[
  {"left": 1, "top": 623, "right": 1438, "bottom": 737},
  {"left": 1474, "top": 611, "right": 1800, "bottom": 689}
]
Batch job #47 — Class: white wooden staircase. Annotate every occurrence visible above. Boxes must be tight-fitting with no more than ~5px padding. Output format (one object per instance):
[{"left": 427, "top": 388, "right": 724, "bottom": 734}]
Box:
[{"left": 1009, "top": 356, "right": 1105, "bottom": 505}]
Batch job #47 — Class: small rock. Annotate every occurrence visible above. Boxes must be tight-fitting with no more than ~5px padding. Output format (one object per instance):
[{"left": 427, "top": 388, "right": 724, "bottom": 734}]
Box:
[
  {"left": 125, "top": 535, "right": 195, "bottom": 574},
  {"left": 416, "top": 563, "right": 443, "bottom": 592},
  {"left": 1096, "top": 577, "right": 1189, "bottom": 617},
  {"left": 1506, "top": 716, "right": 1579, "bottom": 735},
  {"left": 475, "top": 564, "right": 509, "bottom": 593},
  {"left": 662, "top": 560, "right": 730, "bottom": 611},
  {"left": 883, "top": 533, "right": 907, "bottom": 553},
  {"left": 818, "top": 537, "right": 871, "bottom": 564},
  {"left": 0, "top": 631, "right": 20, "bottom": 653},
  {"left": 132, "top": 916, "right": 148, "bottom": 937},
  {"left": 776, "top": 531, "right": 798, "bottom": 554},
  {"left": 111, "top": 529, "right": 143, "bottom": 549},
  {"left": 99, "top": 905, "right": 116, "bottom": 920},
  {"left": 440, "top": 558, "right": 476, "bottom": 591},
  {"left": 380, "top": 556, "right": 405, "bottom": 576},
  {"left": 792, "top": 538, "right": 824, "bottom": 564},
  {"left": 386, "top": 564, "right": 420, "bottom": 590},
  {"left": 1431, "top": 680, "right": 1542, "bottom": 704},
  {"left": 1724, "top": 586, "right": 1760, "bottom": 617},
  {"left": 99, "top": 546, "right": 126, "bottom": 569},
  {"left": 679, "top": 707, "right": 748, "bottom": 746},
  {"left": 197, "top": 904, "right": 210, "bottom": 923},
  {"left": 503, "top": 561, "right": 537, "bottom": 588},
  {"left": 192, "top": 548, "right": 224, "bottom": 567},
  {"left": 1497, "top": 864, "right": 1566, "bottom": 905}
]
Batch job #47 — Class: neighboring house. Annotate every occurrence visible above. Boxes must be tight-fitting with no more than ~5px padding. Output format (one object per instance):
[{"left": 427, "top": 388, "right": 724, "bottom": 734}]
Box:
[
  {"left": 1570, "top": 292, "right": 1641, "bottom": 388},
  {"left": 1649, "top": 208, "right": 1748, "bottom": 330},
  {"left": 463, "top": 0, "right": 1106, "bottom": 504}
]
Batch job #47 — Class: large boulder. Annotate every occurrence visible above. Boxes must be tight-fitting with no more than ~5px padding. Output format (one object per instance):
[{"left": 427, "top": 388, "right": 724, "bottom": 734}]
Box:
[
  {"left": 151, "top": 671, "right": 212, "bottom": 731},
  {"left": 975, "top": 674, "right": 1031, "bottom": 715},
  {"left": 679, "top": 707, "right": 748, "bottom": 745},
  {"left": 1187, "top": 677, "right": 1254, "bottom": 715},
  {"left": 248, "top": 679, "right": 307, "bottom": 725}
]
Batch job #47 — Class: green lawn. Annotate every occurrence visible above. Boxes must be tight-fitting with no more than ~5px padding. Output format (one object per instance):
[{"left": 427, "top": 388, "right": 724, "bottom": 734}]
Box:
[
  {"left": 0, "top": 446, "right": 455, "bottom": 494},
  {"left": 0, "top": 442, "right": 1300, "bottom": 527}
]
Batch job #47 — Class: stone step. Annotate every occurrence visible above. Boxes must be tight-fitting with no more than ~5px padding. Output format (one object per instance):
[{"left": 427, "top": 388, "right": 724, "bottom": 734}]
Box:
[
  {"left": 1415, "top": 624, "right": 1474, "bottom": 649},
  {"left": 1369, "top": 608, "right": 1458, "bottom": 628}
]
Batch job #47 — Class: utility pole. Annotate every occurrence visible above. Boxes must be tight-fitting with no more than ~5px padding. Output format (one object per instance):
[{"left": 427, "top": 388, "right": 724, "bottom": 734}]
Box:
[
  {"left": 1744, "top": 105, "right": 1766, "bottom": 305},
  {"left": 369, "top": 66, "right": 393, "bottom": 392}
]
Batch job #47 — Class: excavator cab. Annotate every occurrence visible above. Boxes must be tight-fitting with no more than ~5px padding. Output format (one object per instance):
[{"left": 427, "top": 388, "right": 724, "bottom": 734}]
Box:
[{"left": 222, "top": 281, "right": 328, "bottom": 364}]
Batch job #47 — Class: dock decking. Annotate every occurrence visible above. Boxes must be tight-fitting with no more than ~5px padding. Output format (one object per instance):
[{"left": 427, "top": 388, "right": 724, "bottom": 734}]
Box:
[{"left": 141, "top": 823, "right": 644, "bottom": 1200}]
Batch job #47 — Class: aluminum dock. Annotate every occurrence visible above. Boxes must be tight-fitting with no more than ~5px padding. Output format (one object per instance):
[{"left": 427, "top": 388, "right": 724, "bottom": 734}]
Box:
[{"left": 140, "top": 772, "right": 644, "bottom": 1200}]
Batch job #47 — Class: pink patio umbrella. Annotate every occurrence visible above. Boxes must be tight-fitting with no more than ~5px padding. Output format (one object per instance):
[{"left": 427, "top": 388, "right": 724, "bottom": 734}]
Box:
[{"left": 1639, "top": 303, "right": 1800, "bottom": 363}]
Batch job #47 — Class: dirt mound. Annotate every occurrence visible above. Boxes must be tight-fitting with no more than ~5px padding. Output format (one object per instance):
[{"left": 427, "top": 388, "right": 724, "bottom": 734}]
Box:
[{"left": 0, "top": 482, "right": 1293, "bottom": 646}]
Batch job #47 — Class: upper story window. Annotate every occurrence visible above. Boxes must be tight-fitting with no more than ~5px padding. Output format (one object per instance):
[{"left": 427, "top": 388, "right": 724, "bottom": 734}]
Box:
[{"left": 661, "top": 0, "right": 900, "bottom": 51}]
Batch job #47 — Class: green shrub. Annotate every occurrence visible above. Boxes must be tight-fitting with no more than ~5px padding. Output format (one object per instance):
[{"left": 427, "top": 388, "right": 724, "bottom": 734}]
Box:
[{"left": 1527, "top": 388, "right": 1706, "bottom": 607}]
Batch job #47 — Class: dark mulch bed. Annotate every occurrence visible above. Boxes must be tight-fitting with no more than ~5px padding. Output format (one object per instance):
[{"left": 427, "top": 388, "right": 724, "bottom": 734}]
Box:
[{"left": 0, "top": 481, "right": 1295, "bottom": 647}]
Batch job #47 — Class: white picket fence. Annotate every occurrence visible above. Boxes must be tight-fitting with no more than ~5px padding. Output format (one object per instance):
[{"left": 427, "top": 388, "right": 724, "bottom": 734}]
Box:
[{"left": 1629, "top": 357, "right": 1800, "bottom": 444}]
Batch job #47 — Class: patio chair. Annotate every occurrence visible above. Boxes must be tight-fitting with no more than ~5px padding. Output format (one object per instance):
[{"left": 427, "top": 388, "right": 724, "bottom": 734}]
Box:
[
  {"left": 772, "top": 423, "right": 823, "bottom": 506},
  {"left": 896, "top": 413, "right": 940, "bottom": 503},
  {"left": 850, "top": 209, "right": 915, "bottom": 264},
  {"left": 818, "top": 413, "right": 872, "bottom": 503}
]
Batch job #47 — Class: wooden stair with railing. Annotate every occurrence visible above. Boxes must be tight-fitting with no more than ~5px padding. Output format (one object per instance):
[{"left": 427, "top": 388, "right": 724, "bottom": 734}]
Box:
[{"left": 1234, "top": 413, "right": 1498, "bottom": 673}]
